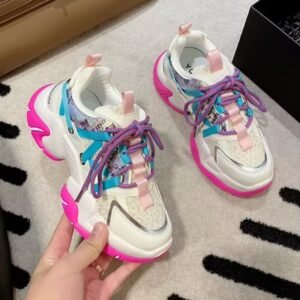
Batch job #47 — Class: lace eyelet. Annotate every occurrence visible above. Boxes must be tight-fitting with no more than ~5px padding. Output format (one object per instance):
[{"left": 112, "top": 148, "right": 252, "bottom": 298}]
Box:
[
  {"left": 120, "top": 174, "right": 124, "bottom": 184},
  {"left": 68, "top": 128, "right": 74, "bottom": 134},
  {"left": 79, "top": 153, "right": 86, "bottom": 165}
]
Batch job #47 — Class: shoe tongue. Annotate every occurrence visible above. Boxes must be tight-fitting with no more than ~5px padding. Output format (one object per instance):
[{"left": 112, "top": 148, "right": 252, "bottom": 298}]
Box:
[
  {"left": 185, "top": 50, "right": 233, "bottom": 87},
  {"left": 70, "top": 64, "right": 113, "bottom": 97},
  {"left": 69, "top": 60, "right": 140, "bottom": 130},
  {"left": 171, "top": 29, "right": 234, "bottom": 87},
  {"left": 93, "top": 91, "right": 140, "bottom": 128}
]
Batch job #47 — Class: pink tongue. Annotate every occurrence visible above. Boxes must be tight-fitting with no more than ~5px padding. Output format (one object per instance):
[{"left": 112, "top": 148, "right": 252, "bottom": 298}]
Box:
[
  {"left": 94, "top": 90, "right": 139, "bottom": 128},
  {"left": 207, "top": 49, "right": 223, "bottom": 73},
  {"left": 122, "top": 91, "right": 134, "bottom": 115}
]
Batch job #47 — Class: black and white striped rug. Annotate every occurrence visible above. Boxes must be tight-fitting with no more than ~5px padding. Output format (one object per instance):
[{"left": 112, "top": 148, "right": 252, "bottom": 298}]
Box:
[{"left": 0, "top": 83, "right": 30, "bottom": 294}]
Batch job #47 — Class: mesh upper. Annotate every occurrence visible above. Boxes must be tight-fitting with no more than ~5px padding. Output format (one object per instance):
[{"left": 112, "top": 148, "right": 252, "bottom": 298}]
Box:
[
  {"left": 207, "top": 125, "right": 266, "bottom": 168},
  {"left": 97, "top": 194, "right": 115, "bottom": 221},
  {"left": 126, "top": 182, "right": 166, "bottom": 230},
  {"left": 97, "top": 182, "right": 166, "bottom": 230}
]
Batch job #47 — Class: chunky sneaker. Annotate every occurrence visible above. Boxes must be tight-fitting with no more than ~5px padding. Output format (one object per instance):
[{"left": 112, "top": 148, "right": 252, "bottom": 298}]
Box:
[
  {"left": 27, "top": 54, "right": 172, "bottom": 262},
  {"left": 154, "top": 23, "right": 274, "bottom": 197}
]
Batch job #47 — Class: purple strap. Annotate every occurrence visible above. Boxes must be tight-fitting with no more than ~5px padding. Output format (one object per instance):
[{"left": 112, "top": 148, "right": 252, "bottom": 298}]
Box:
[
  {"left": 75, "top": 117, "right": 163, "bottom": 202},
  {"left": 184, "top": 69, "right": 267, "bottom": 135}
]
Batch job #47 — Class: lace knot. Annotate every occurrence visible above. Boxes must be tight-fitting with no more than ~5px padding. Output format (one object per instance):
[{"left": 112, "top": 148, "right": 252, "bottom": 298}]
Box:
[
  {"left": 224, "top": 75, "right": 235, "bottom": 90},
  {"left": 133, "top": 120, "right": 146, "bottom": 137}
]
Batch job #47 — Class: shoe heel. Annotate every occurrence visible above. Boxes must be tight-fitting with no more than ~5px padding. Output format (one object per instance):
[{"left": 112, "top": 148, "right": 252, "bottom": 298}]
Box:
[
  {"left": 153, "top": 51, "right": 184, "bottom": 115},
  {"left": 27, "top": 85, "right": 63, "bottom": 161}
]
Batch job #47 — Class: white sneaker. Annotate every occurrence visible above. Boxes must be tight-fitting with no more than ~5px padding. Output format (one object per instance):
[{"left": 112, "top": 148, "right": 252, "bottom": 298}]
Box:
[
  {"left": 154, "top": 23, "right": 274, "bottom": 197},
  {"left": 27, "top": 54, "right": 172, "bottom": 262}
]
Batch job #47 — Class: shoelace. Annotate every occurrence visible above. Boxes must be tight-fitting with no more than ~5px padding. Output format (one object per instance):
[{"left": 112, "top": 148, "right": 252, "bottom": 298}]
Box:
[
  {"left": 75, "top": 117, "right": 163, "bottom": 202},
  {"left": 183, "top": 69, "right": 267, "bottom": 135}
]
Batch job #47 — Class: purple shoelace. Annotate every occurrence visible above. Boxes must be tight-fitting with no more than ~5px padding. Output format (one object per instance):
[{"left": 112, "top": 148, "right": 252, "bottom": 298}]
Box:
[
  {"left": 75, "top": 117, "right": 163, "bottom": 202},
  {"left": 184, "top": 69, "right": 267, "bottom": 135}
]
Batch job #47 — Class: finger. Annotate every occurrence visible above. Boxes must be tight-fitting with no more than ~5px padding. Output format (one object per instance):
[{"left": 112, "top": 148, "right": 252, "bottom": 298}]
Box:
[
  {"left": 33, "top": 214, "right": 73, "bottom": 275},
  {"left": 42, "top": 214, "right": 73, "bottom": 263},
  {"left": 83, "top": 266, "right": 100, "bottom": 285},
  {"left": 66, "top": 222, "right": 108, "bottom": 272},
  {"left": 92, "top": 253, "right": 113, "bottom": 274},
  {"left": 104, "top": 263, "right": 141, "bottom": 295}
]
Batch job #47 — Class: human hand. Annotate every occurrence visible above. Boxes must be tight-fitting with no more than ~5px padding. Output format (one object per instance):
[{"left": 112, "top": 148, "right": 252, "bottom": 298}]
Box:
[{"left": 26, "top": 215, "right": 141, "bottom": 300}]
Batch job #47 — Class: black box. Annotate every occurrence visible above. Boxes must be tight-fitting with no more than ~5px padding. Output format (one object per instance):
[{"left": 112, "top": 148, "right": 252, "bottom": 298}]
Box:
[{"left": 233, "top": 0, "right": 300, "bottom": 121}]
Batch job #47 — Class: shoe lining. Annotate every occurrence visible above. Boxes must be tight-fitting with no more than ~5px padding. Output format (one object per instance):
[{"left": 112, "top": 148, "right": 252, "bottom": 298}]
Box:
[
  {"left": 79, "top": 70, "right": 121, "bottom": 111},
  {"left": 180, "top": 47, "right": 207, "bottom": 76}
]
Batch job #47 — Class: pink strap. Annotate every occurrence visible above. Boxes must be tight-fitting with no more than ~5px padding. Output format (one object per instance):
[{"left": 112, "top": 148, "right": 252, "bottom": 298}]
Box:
[
  {"left": 122, "top": 91, "right": 134, "bottom": 115},
  {"left": 129, "top": 138, "right": 153, "bottom": 209},
  {"left": 131, "top": 152, "right": 146, "bottom": 177},
  {"left": 130, "top": 137, "right": 141, "bottom": 146},
  {"left": 178, "top": 22, "right": 192, "bottom": 35},
  {"left": 207, "top": 49, "right": 223, "bottom": 72},
  {"left": 135, "top": 177, "right": 153, "bottom": 209},
  {"left": 221, "top": 91, "right": 233, "bottom": 100},
  {"left": 131, "top": 153, "right": 144, "bottom": 167},
  {"left": 224, "top": 94, "right": 252, "bottom": 151},
  {"left": 233, "top": 122, "right": 252, "bottom": 151},
  {"left": 85, "top": 53, "right": 102, "bottom": 67}
]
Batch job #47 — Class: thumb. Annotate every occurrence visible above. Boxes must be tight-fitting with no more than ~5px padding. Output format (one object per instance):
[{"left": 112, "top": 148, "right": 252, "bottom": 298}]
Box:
[{"left": 66, "top": 222, "right": 108, "bottom": 272}]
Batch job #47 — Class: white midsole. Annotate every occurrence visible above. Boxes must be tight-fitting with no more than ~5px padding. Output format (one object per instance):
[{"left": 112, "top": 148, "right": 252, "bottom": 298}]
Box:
[
  {"left": 156, "top": 53, "right": 273, "bottom": 192},
  {"left": 32, "top": 85, "right": 172, "bottom": 258}
]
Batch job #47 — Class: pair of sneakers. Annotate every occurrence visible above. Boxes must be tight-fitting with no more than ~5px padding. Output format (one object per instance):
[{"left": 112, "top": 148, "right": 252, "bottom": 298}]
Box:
[{"left": 27, "top": 24, "right": 274, "bottom": 263}]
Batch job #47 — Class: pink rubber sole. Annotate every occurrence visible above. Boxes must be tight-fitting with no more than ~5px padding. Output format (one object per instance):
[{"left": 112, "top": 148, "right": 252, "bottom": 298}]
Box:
[
  {"left": 27, "top": 85, "right": 168, "bottom": 263},
  {"left": 153, "top": 51, "right": 184, "bottom": 115},
  {"left": 153, "top": 53, "right": 272, "bottom": 198},
  {"left": 27, "top": 84, "right": 62, "bottom": 161}
]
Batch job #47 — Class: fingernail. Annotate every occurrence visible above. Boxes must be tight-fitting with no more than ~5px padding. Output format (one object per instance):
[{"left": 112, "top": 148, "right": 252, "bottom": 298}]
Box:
[{"left": 91, "top": 223, "right": 103, "bottom": 237}]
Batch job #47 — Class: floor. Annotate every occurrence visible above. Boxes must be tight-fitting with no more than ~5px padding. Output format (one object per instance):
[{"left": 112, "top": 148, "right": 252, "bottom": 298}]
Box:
[{"left": 1, "top": 0, "right": 300, "bottom": 299}]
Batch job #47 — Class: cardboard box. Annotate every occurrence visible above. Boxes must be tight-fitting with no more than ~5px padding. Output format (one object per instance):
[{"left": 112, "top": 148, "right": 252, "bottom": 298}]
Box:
[{"left": 0, "top": 0, "right": 149, "bottom": 77}]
